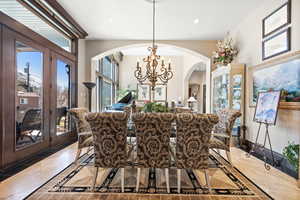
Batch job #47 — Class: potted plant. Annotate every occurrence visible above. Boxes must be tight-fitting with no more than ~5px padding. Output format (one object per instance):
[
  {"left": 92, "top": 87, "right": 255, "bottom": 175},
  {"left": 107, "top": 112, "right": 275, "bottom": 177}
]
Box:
[
  {"left": 212, "top": 38, "right": 238, "bottom": 66},
  {"left": 283, "top": 142, "right": 299, "bottom": 172},
  {"left": 142, "top": 102, "right": 169, "bottom": 113}
]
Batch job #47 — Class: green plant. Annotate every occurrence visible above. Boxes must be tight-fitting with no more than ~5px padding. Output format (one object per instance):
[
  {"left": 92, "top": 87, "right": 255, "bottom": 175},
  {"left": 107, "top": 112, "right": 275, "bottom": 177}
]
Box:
[
  {"left": 283, "top": 142, "right": 299, "bottom": 171},
  {"left": 142, "top": 102, "right": 169, "bottom": 113}
]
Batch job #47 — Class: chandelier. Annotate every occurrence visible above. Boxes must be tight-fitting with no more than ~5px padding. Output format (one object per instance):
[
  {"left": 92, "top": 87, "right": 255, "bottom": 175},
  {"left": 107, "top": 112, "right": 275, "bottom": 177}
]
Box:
[{"left": 134, "top": 0, "right": 173, "bottom": 90}]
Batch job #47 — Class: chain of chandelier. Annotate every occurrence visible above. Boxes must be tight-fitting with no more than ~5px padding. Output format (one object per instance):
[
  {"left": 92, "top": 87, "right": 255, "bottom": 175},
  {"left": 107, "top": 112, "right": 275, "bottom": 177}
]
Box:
[{"left": 134, "top": 0, "right": 173, "bottom": 90}]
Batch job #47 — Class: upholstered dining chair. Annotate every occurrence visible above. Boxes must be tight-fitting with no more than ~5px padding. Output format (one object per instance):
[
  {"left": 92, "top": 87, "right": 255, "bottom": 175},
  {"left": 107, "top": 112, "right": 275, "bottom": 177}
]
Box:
[
  {"left": 176, "top": 113, "right": 219, "bottom": 193},
  {"left": 132, "top": 112, "right": 175, "bottom": 193},
  {"left": 209, "top": 109, "right": 241, "bottom": 165},
  {"left": 85, "top": 112, "right": 129, "bottom": 192},
  {"left": 68, "top": 108, "right": 93, "bottom": 163}
]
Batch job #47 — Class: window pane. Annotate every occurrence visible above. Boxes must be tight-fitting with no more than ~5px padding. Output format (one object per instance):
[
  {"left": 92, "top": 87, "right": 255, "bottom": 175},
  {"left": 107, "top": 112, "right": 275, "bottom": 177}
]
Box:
[
  {"left": 102, "top": 57, "right": 112, "bottom": 79},
  {"left": 0, "top": 0, "right": 71, "bottom": 52},
  {"left": 56, "top": 60, "right": 70, "bottom": 135},
  {"left": 101, "top": 81, "right": 112, "bottom": 110},
  {"left": 16, "top": 41, "right": 43, "bottom": 149}
]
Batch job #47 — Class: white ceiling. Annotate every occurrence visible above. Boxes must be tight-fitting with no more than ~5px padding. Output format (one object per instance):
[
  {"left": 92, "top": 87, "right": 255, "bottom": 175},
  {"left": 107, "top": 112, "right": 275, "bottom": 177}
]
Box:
[{"left": 57, "top": 0, "right": 270, "bottom": 40}]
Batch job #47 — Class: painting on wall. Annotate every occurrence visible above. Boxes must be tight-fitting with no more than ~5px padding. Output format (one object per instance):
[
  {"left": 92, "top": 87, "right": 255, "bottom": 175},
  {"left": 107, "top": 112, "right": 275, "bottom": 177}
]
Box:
[
  {"left": 262, "top": 0, "right": 291, "bottom": 38},
  {"left": 253, "top": 91, "right": 281, "bottom": 125},
  {"left": 137, "top": 84, "right": 151, "bottom": 102},
  {"left": 252, "top": 58, "right": 300, "bottom": 105},
  {"left": 262, "top": 28, "right": 291, "bottom": 60},
  {"left": 153, "top": 84, "right": 167, "bottom": 102}
]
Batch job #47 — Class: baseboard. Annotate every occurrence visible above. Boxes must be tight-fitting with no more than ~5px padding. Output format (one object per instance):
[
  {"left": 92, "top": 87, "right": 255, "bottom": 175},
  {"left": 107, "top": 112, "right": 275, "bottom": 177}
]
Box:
[{"left": 240, "top": 140, "right": 298, "bottom": 179}]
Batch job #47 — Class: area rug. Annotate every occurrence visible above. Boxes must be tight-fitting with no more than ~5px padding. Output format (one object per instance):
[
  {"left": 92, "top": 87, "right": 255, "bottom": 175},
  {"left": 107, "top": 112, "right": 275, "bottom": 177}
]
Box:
[{"left": 25, "top": 151, "right": 273, "bottom": 200}]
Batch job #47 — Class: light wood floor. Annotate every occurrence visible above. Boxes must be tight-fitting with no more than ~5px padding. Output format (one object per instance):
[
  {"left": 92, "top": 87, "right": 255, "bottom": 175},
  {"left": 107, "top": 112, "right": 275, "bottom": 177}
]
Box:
[{"left": 0, "top": 143, "right": 299, "bottom": 200}]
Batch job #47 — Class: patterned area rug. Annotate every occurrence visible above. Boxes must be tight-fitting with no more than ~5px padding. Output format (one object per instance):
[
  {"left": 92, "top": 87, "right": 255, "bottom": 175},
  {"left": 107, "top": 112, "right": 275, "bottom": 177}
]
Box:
[{"left": 25, "top": 151, "right": 272, "bottom": 200}]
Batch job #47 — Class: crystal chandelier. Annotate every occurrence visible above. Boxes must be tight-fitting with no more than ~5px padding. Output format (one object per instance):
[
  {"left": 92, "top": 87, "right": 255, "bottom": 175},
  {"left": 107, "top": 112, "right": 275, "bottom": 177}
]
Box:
[{"left": 134, "top": 0, "right": 173, "bottom": 90}]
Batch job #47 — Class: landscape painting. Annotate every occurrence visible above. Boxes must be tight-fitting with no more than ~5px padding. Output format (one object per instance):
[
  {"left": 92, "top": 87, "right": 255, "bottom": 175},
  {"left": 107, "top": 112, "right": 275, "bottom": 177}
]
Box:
[
  {"left": 252, "top": 58, "right": 300, "bottom": 104},
  {"left": 254, "top": 91, "right": 281, "bottom": 125}
]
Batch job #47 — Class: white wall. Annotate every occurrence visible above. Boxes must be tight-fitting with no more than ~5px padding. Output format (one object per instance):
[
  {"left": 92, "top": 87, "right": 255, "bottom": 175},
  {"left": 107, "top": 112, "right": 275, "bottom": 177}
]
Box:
[
  {"left": 229, "top": 0, "right": 300, "bottom": 154},
  {"left": 117, "top": 53, "right": 208, "bottom": 106},
  {"left": 188, "top": 71, "right": 206, "bottom": 112},
  {"left": 119, "top": 55, "right": 184, "bottom": 103}
]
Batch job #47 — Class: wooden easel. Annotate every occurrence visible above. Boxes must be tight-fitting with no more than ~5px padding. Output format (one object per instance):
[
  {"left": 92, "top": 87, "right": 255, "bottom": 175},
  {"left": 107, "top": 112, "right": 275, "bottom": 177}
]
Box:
[{"left": 246, "top": 120, "right": 275, "bottom": 170}]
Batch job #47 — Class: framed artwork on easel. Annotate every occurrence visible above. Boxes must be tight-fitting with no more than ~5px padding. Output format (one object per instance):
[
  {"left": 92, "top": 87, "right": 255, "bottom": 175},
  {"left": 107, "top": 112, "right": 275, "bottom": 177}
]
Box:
[{"left": 253, "top": 91, "right": 281, "bottom": 125}]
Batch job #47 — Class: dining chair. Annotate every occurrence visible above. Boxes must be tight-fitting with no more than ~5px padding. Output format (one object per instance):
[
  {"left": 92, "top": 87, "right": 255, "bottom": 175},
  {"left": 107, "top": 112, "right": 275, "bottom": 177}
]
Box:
[
  {"left": 68, "top": 108, "right": 93, "bottom": 163},
  {"left": 85, "top": 112, "right": 129, "bottom": 192},
  {"left": 132, "top": 112, "right": 175, "bottom": 193},
  {"left": 209, "top": 109, "right": 241, "bottom": 165},
  {"left": 176, "top": 113, "right": 219, "bottom": 193}
]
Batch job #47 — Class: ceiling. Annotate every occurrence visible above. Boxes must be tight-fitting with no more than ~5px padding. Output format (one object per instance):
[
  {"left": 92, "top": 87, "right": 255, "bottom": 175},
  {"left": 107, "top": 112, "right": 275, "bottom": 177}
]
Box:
[{"left": 57, "top": 0, "right": 270, "bottom": 40}]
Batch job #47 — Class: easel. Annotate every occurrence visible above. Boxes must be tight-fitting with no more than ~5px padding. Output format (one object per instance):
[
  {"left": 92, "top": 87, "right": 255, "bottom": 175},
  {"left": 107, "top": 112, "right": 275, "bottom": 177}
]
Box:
[{"left": 246, "top": 120, "right": 276, "bottom": 170}]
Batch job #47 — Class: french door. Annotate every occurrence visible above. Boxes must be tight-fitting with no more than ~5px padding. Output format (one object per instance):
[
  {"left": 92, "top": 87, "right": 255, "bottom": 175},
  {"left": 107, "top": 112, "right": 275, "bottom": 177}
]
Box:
[
  {"left": 0, "top": 26, "right": 77, "bottom": 168},
  {"left": 1, "top": 26, "right": 51, "bottom": 166},
  {"left": 49, "top": 52, "right": 76, "bottom": 146}
]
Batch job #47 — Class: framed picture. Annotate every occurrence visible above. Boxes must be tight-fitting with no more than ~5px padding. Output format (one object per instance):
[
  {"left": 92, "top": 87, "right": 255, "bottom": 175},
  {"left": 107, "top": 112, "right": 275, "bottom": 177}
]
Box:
[
  {"left": 262, "top": 0, "right": 291, "bottom": 38},
  {"left": 248, "top": 51, "right": 300, "bottom": 110},
  {"left": 262, "top": 28, "right": 291, "bottom": 60},
  {"left": 153, "top": 84, "right": 167, "bottom": 102},
  {"left": 253, "top": 91, "right": 281, "bottom": 125},
  {"left": 137, "top": 84, "right": 151, "bottom": 101}
]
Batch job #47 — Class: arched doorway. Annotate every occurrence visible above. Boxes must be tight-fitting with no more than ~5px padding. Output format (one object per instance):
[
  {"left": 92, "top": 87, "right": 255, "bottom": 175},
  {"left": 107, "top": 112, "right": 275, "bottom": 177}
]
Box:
[{"left": 90, "top": 43, "right": 211, "bottom": 112}]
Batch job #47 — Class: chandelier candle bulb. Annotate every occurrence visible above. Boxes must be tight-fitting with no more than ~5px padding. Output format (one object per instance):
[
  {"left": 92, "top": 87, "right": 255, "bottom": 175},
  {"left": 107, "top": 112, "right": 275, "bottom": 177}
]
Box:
[{"left": 134, "top": 0, "right": 174, "bottom": 91}]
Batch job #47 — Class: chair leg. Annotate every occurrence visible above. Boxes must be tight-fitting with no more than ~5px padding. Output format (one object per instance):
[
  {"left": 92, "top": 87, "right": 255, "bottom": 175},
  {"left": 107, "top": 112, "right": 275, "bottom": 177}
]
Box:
[
  {"left": 204, "top": 169, "right": 211, "bottom": 193},
  {"left": 177, "top": 169, "right": 181, "bottom": 193},
  {"left": 165, "top": 168, "right": 170, "bottom": 193},
  {"left": 92, "top": 167, "right": 99, "bottom": 192},
  {"left": 75, "top": 149, "right": 82, "bottom": 163},
  {"left": 226, "top": 151, "right": 232, "bottom": 165},
  {"left": 136, "top": 168, "right": 141, "bottom": 192},
  {"left": 121, "top": 168, "right": 125, "bottom": 193}
]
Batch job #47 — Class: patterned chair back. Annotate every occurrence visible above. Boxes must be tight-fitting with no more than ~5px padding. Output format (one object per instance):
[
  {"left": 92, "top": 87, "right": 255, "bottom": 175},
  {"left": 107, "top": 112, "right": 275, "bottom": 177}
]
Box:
[
  {"left": 68, "top": 108, "right": 91, "bottom": 133},
  {"left": 176, "top": 113, "right": 219, "bottom": 169},
  {"left": 213, "top": 109, "right": 242, "bottom": 136},
  {"left": 132, "top": 113, "right": 175, "bottom": 168},
  {"left": 85, "top": 112, "right": 129, "bottom": 168}
]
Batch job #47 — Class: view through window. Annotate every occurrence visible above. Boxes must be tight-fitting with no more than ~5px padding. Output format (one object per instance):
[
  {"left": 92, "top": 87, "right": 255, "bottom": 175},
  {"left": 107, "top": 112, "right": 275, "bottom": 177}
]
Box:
[
  {"left": 96, "top": 57, "right": 119, "bottom": 111},
  {"left": 56, "top": 60, "right": 71, "bottom": 135},
  {"left": 16, "top": 41, "right": 43, "bottom": 150}
]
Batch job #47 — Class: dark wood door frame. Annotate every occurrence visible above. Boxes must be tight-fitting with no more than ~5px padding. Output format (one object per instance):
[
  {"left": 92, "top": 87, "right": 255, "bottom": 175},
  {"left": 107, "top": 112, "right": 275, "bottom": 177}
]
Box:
[
  {"left": 0, "top": 10, "right": 79, "bottom": 169},
  {"left": 49, "top": 52, "right": 77, "bottom": 147},
  {"left": 1, "top": 26, "right": 51, "bottom": 167}
]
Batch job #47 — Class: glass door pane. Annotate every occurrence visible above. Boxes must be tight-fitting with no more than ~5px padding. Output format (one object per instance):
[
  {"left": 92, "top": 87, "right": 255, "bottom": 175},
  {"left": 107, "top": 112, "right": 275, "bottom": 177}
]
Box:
[
  {"left": 15, "top": 41, "right": 43, "bottom": 150},
  {"left": 56, "top": 60, "right": 70, "bottom": 135},
  {"left": 212, "top": 74, "right": 229, "bottom": 113}
]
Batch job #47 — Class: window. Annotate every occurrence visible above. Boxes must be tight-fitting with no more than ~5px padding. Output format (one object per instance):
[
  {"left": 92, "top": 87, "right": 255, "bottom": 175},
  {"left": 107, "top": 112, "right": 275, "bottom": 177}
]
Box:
[
  {"left": 0, "top": 0, "right": 72, "bottom": 51},
  {"left": 56, "top": 60, "right": 71, "bottom": 135},
  {"left": 96, "top": 56, "right": 119, "bottom": 111},
  {"left": 15, "top": 41, "right": 43, "bottom": 149}
]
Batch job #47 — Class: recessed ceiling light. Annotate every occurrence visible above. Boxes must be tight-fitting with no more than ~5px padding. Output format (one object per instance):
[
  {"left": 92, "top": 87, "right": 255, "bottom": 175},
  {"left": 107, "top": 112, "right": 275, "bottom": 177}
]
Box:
[{"left": 193, "top": 18, "right": 199, "bottom": 24}]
